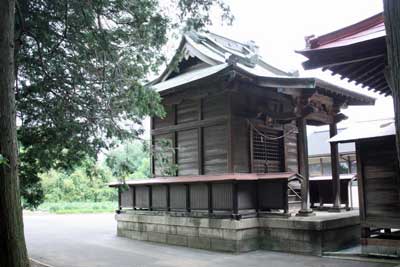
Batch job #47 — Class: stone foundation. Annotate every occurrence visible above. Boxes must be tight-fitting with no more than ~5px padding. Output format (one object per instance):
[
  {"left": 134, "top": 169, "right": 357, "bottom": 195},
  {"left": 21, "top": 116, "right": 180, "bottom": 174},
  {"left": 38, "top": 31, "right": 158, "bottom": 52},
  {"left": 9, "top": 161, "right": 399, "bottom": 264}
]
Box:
[
  {"left": 116, "top": 210, "right": 360, "bottom": 255},
  {"left": 362, "top": 238, "right": 400, "bottom": 258}
]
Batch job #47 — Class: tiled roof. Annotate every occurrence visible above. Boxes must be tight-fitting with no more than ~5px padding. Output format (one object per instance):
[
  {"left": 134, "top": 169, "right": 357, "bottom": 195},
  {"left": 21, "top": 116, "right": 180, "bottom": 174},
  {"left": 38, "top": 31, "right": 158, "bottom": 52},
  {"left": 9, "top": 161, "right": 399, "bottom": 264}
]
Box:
[
  {"left": 150, "top": 31, "right": 375, "bottom": 105},
  {"left": 329, "top": 118, "right": 395, "bottom": 143}
]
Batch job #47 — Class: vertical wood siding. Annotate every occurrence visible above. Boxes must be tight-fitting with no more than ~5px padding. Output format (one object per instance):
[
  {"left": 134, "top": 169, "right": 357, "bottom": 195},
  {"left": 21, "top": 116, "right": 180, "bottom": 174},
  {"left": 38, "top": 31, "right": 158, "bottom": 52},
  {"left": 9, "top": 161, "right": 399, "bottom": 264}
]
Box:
[
  {"left": 151, "top": 185, "right": 168, "bottom": 210},
  {"left": 203, "top": 94, "right": 228, "bottom": 119},
  {"left": 120, "top": 186, "right": 134, "bottom": 208},
  {"left": 151, "top": 86, "right": 297, "bottom": 178},
  {"left": 177, "top": 99, "right": 198, "bottom": 124},
  {"left": 360, "top": 137, "right": 400, "bottom": 228},
  {"left": 177, "top": 129, "right": 199, "bottom": 175},
  {"left": 170, "top": 184, "right": 187, "bottom": 210},
  {"left": 203, "top": 125, "right": 228, "bottom": 174},
  {"left": 232, "top": 119, "right": 250, "bottom": 172},
  {"left": 190, "top": 183, "right": 209, "bottom": 210},
  {"left": 257, "top": 180, "right": 287, "bottom": 210},
  {"left": 212, "top": 183, "right": 233, "bottom": 210},
  {"left": 284, "top": 123, "right": 298, "bottom": 173},
  {"left": 135, "top": 186, "right": 150, "bottom": 209},
  {"left": 238, "top": 182, "right": 256, "bottom": 209}
]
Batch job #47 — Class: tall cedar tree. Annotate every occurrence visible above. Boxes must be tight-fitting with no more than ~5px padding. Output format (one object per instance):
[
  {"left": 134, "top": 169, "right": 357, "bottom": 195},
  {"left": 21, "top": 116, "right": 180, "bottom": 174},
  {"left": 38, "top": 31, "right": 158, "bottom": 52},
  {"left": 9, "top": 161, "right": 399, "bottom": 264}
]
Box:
[
  {"left": 14, "top": 0, "right": 232, "bottom": 208},
  {"left": 383, "top": 0, "right": 400, "bottom": 165},
  {"left": 2, "top": 0, "right": 232, "bottom": 265},
  {"left": 0, "top": 0, "right": 30, "bottom": 266}
]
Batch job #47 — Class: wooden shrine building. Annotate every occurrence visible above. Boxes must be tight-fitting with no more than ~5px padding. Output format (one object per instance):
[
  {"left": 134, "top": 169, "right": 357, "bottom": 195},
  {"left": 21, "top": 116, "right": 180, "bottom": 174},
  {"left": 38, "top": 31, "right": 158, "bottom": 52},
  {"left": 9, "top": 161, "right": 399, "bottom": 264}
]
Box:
[
  {"left": 330, "top": 119, "right": 400, "bottom": 257},
  {"left": 297, "top": 13, "right": 389, "bottom": 95},
  {"left": 298, "top": 13, "right": 400, "bottom": 258},
  {"left": 110, "top": 32, "right": 374, "bottom": 254}
]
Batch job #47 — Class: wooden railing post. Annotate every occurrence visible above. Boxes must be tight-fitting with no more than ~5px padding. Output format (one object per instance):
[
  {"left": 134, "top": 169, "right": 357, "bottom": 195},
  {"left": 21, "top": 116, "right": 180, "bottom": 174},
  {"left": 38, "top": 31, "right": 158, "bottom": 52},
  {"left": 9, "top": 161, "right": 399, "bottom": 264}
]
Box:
[
  {"left": 166, "top": 184, "right": 171, "bottom": 211},
  {"left": 255, "top": 181, "right": 259, "bottom": 215},
  {"left": 208, "top": 183, "right": 213, "bottom": 214},
  {"left": 283, "top": 181, "right": 289, "bottom": 214},
  {"left": 186, "top": 184, "right": 191, "bottom": 212},
  {"left": 118, "top": 186, "right": 122, "bottom": 212},
  {"left": 232, "top": 182, "right": 239, "bottom": 219},
  {"left": 148, "top": 185, "right": 152, "bottom": 211},
  {"left": 132, "top": 186, "right": 136, "bottom": 210}
]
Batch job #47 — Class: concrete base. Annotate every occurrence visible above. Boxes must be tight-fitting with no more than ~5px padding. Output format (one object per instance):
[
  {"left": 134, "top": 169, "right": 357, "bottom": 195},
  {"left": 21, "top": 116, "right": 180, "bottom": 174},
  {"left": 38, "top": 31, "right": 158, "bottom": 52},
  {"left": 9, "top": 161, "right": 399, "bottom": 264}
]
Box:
[
  {"left": 362, "top": 238, "right": 400, "bottom": 258},
  {"left": 116, "top": 210, "right": 360, "bottom": 255}
]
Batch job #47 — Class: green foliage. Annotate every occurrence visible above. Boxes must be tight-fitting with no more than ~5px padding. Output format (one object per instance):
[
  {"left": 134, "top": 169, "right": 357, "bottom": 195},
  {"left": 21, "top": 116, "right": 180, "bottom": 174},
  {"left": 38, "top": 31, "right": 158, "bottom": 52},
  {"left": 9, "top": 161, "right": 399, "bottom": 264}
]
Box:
[
  {"left": 37, "top": 201, "right": 116, "bottom": 214},
  {"left": 14, "top": 0, "right": 232, "bottom": 208},
  {"left": 105, "top": 140, "right": 151, "bottom": 179},
  {"left": 0, "top": 154, "right": 9, "bottom": 167},
  {"left": 151, "top": 138, "right": 178, "bottom": 176},
  {"left": 40, "top": 158, "right": 116, "bottom": 203}
]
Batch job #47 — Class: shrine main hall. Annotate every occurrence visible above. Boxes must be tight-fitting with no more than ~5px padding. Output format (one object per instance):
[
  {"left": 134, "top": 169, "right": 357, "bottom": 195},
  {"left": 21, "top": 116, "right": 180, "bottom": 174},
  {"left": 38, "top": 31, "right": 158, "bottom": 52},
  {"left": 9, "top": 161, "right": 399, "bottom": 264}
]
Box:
[{"left": 110, "top": 31, "right": 374, "bottom": 255}]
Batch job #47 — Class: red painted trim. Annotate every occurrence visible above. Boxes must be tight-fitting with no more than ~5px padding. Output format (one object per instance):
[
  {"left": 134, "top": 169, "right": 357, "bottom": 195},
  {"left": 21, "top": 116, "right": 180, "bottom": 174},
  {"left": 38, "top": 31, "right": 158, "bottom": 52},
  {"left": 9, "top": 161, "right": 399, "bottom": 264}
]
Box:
[
  {"left": 309, "top": 13, "right": 384, "bottom": 49},
  {"left": 109, "top": 172, "right": 297, "bottom": 187}
]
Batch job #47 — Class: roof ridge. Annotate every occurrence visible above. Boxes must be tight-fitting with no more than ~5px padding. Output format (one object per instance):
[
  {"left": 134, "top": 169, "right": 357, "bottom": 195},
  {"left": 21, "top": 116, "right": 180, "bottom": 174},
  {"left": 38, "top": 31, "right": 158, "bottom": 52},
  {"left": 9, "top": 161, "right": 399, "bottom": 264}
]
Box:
[
  {"left": 204, "top": 31, "right": 252, "bottom": 49},
  {"left": 308, "top": 12, "right": 384, "bottom": 49},
  {"left": 188, "top": 31, "right": 291, "bottom": 75}
]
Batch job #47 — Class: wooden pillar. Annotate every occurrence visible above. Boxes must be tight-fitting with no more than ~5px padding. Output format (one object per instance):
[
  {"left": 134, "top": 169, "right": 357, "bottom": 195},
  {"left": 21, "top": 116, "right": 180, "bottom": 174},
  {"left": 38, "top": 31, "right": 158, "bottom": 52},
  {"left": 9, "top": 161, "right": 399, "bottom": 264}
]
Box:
[
  {"left": 208, "top": 183, "right": 213, "bottom": 214},
  {"left": 148, "top": 185, "right": 152, "bottom": 211},
  {"left": 186, "top": 184, "right": 191, "bottom": 212},
  {"left": 118, "top": 186, "right": 122, "bottom": 211},
  {"left": 330, "top": 123, "right": 342, "bottom": 212},
  {"left": 232, "top": 182, "right": 239, "bottom": 219},
  {"left": 132, "top": 186, "right": 136, "bottom": 210},
  {"left": 347, "top": 155, "right": 352, "bottom": 174},
  {"left": 166, "top": 184, "right": 170, "bottom": 211},
  {"left": 296, "top": 117, "right": 314, "bottom": 216}
]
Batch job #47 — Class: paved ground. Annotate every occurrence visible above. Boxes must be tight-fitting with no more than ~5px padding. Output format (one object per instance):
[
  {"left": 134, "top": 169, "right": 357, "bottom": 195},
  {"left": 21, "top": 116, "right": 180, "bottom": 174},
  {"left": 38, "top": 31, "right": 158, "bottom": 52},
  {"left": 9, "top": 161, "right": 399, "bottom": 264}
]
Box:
[{"left": 24, "top": 213, "right": 397, "bottom": 267}]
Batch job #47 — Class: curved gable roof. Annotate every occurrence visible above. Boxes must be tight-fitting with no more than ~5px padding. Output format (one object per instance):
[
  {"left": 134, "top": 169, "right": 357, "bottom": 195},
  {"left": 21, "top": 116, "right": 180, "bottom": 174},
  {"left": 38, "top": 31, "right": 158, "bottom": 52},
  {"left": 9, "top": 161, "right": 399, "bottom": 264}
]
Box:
[{"left": 150, "top": 31, "right": 375, "bottom": 106}]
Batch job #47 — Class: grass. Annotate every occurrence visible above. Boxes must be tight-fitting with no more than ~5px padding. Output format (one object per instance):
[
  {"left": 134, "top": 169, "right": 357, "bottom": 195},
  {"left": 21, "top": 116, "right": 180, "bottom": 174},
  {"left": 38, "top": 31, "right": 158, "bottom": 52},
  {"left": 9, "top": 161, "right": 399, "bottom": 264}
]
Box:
[{"left": 37, "top": 201, "right": 117, "bottom": 214}]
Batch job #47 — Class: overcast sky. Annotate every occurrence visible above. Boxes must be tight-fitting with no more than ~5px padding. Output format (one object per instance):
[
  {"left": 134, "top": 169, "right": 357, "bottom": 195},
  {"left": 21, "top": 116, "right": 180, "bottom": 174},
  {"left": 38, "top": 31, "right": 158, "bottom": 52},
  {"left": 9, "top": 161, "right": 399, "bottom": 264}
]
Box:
[{"left": 207, "top": 0, "right": 393, "bottom": 129}]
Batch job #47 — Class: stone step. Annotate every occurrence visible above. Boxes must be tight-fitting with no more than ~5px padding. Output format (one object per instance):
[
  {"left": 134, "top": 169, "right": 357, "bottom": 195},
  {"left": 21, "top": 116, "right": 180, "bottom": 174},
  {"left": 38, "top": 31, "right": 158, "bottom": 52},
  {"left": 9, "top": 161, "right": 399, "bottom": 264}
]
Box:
[
  {"left": 288, "top": 201, "right": 302, "bottom": 211},
  {"left": 288, "top": 195, "right": 300, "bottom": 202}
]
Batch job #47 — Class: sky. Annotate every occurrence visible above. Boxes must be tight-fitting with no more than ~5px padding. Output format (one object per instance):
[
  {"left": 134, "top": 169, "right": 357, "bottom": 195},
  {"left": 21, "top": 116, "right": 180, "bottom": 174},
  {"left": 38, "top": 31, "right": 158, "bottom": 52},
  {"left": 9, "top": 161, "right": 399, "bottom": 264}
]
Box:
[
  {"left": 206, "top": 0, "right": 393, "bottom": 129},
  {"left": 142, "top": 0, "right": 393, "bottom": 138}
]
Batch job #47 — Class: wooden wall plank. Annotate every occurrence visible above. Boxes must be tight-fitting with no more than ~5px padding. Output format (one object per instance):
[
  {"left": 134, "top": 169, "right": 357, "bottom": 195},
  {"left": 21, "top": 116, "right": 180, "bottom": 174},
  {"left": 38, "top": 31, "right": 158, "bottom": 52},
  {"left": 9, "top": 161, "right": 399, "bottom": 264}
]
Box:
[
  {"left": 177, "top": 129, "right": 199, "bottom": 176},
  {"left": 212, "top": 183, "right": 233, "bottom": 210},
  {"left": 177, "top": 99, "right": 198, "bottom": 124},
  {"left": 284, "top": 122, "right": 298, "bottom": 173},
  {"left": 202, "top": 94, "right": 228, "bottom": 119},
  {"left": 203, "top": 124, "right": 228, "bottom": 174},
  {"left": 359, "top": 137, "right": 400, "bottom": 228},
  {"left": 231, "top": 118, "right": 250, "bottom": 172},
  {"left": 120, "top": 186, "right": 134, "bottom": 208}
]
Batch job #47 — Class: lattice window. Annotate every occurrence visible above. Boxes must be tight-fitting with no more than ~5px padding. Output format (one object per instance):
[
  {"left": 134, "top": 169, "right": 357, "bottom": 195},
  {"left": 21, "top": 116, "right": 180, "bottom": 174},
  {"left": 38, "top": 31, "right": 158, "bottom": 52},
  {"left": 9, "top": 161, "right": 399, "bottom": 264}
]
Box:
[{"left": 252, "top": 127, "right": 284, "bottom": 173}]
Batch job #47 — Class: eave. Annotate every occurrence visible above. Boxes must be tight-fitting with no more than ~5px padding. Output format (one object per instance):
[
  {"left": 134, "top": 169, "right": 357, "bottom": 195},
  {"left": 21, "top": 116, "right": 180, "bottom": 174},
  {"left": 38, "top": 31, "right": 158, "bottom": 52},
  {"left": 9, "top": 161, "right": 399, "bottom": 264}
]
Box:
[{"left": 296, "top": 13, "right": 390, "bottom": 96}]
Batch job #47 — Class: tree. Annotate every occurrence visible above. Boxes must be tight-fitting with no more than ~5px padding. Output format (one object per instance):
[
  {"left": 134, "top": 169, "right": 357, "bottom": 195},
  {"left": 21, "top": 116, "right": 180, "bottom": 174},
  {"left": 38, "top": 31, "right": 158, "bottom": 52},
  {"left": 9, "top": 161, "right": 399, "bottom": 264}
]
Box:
[
  {"left": 0, "top": 0, "right": 30, "bottom": 265},
  {"left": 15, "top": 0, "right": 232, "bottom": 208},
  {"left": 383, "top": 0, "right": 400, "bottom": 165},
  {"left": 0, "top": 0, "right": 231, "bottom": 265},
  {"left": 105, "top": 140, "right": 151, "bottom": 179},
  {"left": 40, "top": 158, "right": 116, "bottom": 203}
]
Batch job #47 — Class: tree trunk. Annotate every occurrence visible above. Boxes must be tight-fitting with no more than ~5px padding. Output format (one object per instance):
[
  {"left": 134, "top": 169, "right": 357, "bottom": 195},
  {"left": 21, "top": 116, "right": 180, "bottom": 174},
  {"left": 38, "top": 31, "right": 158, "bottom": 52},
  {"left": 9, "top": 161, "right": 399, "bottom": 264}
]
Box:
[
  {"left": 383, "top": 0, "right": 400, "bottom": 165},
  {"left": 0, "top": 0, "right": 30, "bottom": 266}
]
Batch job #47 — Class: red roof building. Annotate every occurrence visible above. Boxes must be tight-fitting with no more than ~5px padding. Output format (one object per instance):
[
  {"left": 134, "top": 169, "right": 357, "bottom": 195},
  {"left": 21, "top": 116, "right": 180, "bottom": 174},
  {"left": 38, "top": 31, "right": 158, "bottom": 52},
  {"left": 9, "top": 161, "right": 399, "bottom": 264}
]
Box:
[{"left": 297, "top": 13, "right": 390, "bottom": 95}]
